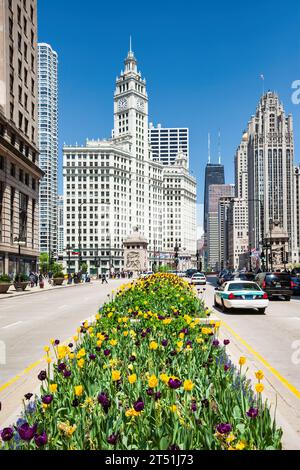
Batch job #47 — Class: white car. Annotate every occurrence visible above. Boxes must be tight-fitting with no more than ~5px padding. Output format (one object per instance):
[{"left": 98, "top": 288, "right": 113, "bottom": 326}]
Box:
[
  {"left": 190, "top": 273, "right": 207, "bottom": 286},
  {"left": 214, "top": 280, "right": 269, "bottom": 314}
]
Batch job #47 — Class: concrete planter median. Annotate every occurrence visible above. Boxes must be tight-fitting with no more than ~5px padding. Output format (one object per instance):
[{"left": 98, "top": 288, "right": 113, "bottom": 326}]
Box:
[
  {"left": 14, "top": 282, "right": 28, "bottom": 292},
  {"left": 0, "top": 283, "right": 11, "bottom": 294},
  {"left": 53, "top": 278, "right": 64, "bottom": 286}
]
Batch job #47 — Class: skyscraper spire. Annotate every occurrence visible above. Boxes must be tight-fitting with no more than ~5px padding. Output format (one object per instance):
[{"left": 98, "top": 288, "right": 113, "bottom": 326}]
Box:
[
  {"left": 208, "top": 133, "right": 211, "bottom": 164},
  {"left": 218, "top": 129, "right": 222, "bottom": 164},
  {"left": 129, "top": 35, "right": 132, "bottom": 54}
]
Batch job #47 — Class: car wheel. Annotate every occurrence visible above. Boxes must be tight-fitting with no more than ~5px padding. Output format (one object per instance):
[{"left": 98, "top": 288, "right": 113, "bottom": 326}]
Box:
[
  {"left": 214, "top": 296, "right": 218, "bottom": 308},
  {"left": 285, "top": 296, "right": 291, "bottom": 301},
  {"left": 258, "top": 308, "right": 265, "bottom": 314},
  {"left": 221, "top": 300, "right": 228, "bottom": 313}
]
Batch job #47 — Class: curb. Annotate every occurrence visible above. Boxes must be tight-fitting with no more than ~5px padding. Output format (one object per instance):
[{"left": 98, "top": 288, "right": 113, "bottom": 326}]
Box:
[{"left": 0, "top": 282, "right": 95, "bottom": 301}]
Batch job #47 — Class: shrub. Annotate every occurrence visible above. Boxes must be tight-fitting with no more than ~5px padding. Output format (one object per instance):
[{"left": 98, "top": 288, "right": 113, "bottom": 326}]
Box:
[
  {"left": 53, "top": 272, "right": 65, "bottom": 279},
  {"left": 0, "top": 274, "right": 11, "bottom": 284},
  {"left": 14, "top": 274, "right": 29, "bottom": 283}
]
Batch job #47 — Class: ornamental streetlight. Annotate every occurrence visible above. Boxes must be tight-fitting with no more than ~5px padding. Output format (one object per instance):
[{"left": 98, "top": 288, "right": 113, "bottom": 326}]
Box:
[{"left": 14, "top": 236, "right": 26, "bottom": 280}]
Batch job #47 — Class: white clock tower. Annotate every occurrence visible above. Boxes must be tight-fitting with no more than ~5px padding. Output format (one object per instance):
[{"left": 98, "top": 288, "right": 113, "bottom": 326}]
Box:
[{"left": 113, "top": 41, "right": 150, "bottom": 237}]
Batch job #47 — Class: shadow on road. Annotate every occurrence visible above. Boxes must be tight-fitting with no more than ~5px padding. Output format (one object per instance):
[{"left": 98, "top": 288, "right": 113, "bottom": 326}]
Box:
[{"left": 213, "top": 305, "right": 266, "bottom": 316}]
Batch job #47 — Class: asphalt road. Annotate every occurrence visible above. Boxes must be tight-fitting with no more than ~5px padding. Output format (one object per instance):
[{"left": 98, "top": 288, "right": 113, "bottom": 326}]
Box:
[
  {"left": 0, "top": 280, "right": 125, "bottom": 385},
  {"left": 203, "top": 276, "right": 300, "bottom": 391}
]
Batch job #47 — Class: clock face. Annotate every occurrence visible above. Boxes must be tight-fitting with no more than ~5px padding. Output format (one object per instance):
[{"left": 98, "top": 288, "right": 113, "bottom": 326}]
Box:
[
  {"left": 136, "top": 98, "right": 145, "bottom": 111},
  {"left": 118, "top": 98, "right": 128, "bottom": 111}
]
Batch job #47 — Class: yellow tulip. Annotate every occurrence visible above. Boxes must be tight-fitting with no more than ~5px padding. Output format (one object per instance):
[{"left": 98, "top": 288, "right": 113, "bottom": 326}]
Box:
[
  {"left": 170, "top": 405, "right": 177, "bottom": 413},
  {"left": 239, "top": 357, "right": 246, "bottom": 366},
  {"left": 49, "top": 383, "right": 58, "bottom": 393},
  {"left": 74, "top": 385, "right": 83, "bottom": 397},
  {"left": 149, "top": 341, "right": 158, "bottom": 350},
  {"left": 183, "top": 380, "right": 194, "bottom": 392},
  {"left": 44, "top": 346, "right": 50, "bottom": 353},
  {"left": 110, "top": 339, "right": 118, "bottom": 346},
  {"left": 255, "top": 383, "right": 264, "bottom": 393},
  {"left": 148, "top": 375, "right": 158, "bottom": 388},
  {"left": 112, "top": 370, "right": 121, "bottom": 382},
  {"left": 255, "top": 370, "right": 264, "bottom": 381},
  {"left": 160, "top": 373, "right": 169, "bottom": 384},
  {"left": 128, "top": 373, "right": 137, "bottom": 384}
]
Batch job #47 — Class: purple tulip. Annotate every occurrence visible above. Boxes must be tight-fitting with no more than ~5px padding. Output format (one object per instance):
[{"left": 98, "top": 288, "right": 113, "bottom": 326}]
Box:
[
  {"left": 41, "top": 394, "right": 53, "bottom": 405},
  {"left": 212, "top": 339, "right": 220, "bottom": 347},
  {"left": 201, "top": 399, "right": 209, "bottom": 408},
  {"left": 169, "top": 444, "right": 180, "bottom": 450},
  {"left": 224, "top": 364, "right": 231, "bottom": 372},
  {"left": 38, "top": 370, "right": 47, "bottom": 381},
  {"left": 54, "top": 339, "right": 60, "bottom": 346},
  {"left": 141, "top": 331, "right": 147, "bottom": 338},
  {"left": 129, "top": 355, "right": 136, "bottom": 362},
  {"left": 146, "top": 388, "right": 154, "bottom": 396},
  {"left": 133, "top": 400, "right": 144, "bottom": 412},
  {"left": 191, "top": 402, "right": 197, "bottom": 412},
  {"left": 223, "top": 339, "right": 230, "bottom": 346},
  {"left": 186, "top": 340, "right": 193, "bottom": 347},
  {"left": 146, "top": 328, "right": 151, "bottom": 333},
  {"left": 89, "top": 354, "right": 96, "bottom": 361},
  {"left": 63, "top": 370, "right": 72, "bottom": 378},
  {"left": 72, "top": 398, "right": 79, "bottom": 407},
  {"left": 135, "top": 341, "right": 141, "bottom": 347},
  {"left": 216, "top": 423, "right": 232, "bottom": 434},
  {"left": 17, "top": 423, "right": 38, "bottom": 441},
  {"left": 24, "top": 393, "right": 33, "bottom": 400},
  {"left": 168, "top": 378, "right": 182, "bottom": 389},
  {"left": 1, "top": 427, "right": 14, "bottom": 442},
  {"left": 107, "top": 433, "right": 118, "bottom": 445},
  {"left": 68, "top": 343, "right": 73, "bottom": 348},
  {"left": 34, "top": 431, "right": 48, "bottom": 448},
  {"left": 98, "top": 392, "right": 111, "bottom": 413},
  {"left": 161, "top": 339, "right": 168, "bottom": 347},
  {"left": 58, "top": 363, "right": 66, "bottom": 372},
  {"left": 104, "top": 349, "right": 110, "bottom": 357},
  {"left": 247, "top": 407, "right": 259, "bottom": 418},
  {"left": 173, "top": 310, "right": 179, "bottom": 316},
  {"left": 170, "top": 350, "right": 177, "bottom": 357},
  {"left": 158, "top": 315, "right": 165, "bottom": 320},
  {"left": 154, "top": 391, "right": 162, "bottom": 401}
]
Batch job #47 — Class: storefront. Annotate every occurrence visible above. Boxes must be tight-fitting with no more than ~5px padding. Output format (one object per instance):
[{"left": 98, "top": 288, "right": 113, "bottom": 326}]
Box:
[
  {"left": 8, "top": 255, "right": 37, "bottom": 277},
  {"left": 0, "top": 253, "right": 5, "bottom": 275}
]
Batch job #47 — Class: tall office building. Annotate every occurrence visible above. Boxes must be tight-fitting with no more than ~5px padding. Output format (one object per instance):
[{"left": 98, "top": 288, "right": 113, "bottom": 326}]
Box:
[
  {"left": 203, "top": 162, "right": 225, "bottom": 267},
  {"left": 235, "top": 131, "right": 248, "bottom": 200},
  {"left": 218, "top": 196, "right": 233, "bottom": 269},
  {"left": 0, "top": 0, "right": 42, "bottom": 275},
  {"left": 294, "top": 166, "right": 300, "bottom": 263},
  {"left": 248, "top": 92, "right": 295, "bottom": 258},
  {"left": 149, "top": 123, "right": 189, "bottom": 167},
  {"left": 207, "top": 184, "right": 234, "bottom": 269},
  {"left": 228, "top": 198, "right": 249, "bottom": 270},
  {"left": 63, "top": 46, "right": 197, "bottom": 274},
  {"left": 38, "top": 43, "right": 58, "bottom": 256},
  {"left": 57, "top": 195, "right": 64, "bottom": 257}
]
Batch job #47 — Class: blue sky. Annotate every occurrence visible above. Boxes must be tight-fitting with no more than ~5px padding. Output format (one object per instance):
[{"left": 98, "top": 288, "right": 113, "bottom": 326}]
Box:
[{"left": 38, "top": 0, "right": 300, "bottom": 204}]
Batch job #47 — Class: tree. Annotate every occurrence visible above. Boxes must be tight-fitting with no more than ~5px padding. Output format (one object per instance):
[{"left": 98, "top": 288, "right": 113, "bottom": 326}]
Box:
[
  {"left": 81, "top": 263, "right": 88, "bottom": 274},
  {"left": 39, "top": 253, "right": 49, "bottom": 274}
]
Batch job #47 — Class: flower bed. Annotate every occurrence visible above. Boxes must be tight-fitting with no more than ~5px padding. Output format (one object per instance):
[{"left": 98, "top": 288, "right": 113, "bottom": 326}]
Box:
[{"left": 0, "top": 274, "right": 282, "bottom": 450}]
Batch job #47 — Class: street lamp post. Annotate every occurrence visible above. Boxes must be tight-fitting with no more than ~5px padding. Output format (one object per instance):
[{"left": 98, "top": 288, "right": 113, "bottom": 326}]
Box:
[
  {"left": 14, "top": 237, "right": 26, "bottom": 280},
  {"left": 174, "top": 241, "right": 179, "bottom": 275}
]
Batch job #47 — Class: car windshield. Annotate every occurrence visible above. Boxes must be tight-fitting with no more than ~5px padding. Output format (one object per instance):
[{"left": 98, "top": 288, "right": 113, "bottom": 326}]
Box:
[
  {"left": 266, "top": 274, "right": 290, "bottom": 282},
  {"left": 228, "top": 283, "right": 261, "bottom": 291},
  {"left": 238, "top": 273, "right": 255, "bottom": 281},
  {"left": 193, "top": 274, "right": 205, "bottom": 277}
]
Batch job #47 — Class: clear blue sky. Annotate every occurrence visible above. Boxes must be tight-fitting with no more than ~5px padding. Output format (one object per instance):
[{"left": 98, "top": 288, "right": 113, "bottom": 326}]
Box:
[{"left": 38, "top": 0, "right": 300, "bottom": 202}]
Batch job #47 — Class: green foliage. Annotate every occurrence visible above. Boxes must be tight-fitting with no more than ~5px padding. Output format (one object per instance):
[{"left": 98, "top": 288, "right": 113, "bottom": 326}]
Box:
[
  {"left": 81, "top": 263, "right": 88, "bottom": 274},
  {"left": 39, "top": 253, "right": 49, "bottom": 273},
  {"left": 52, "top": 263, "right": 64, "bottom": 276},
  {"left": 0, "top": 274, "right": 11, "bottom": 284},
  {"left": 53, "top": 272, "right": 65, "bottom": 279},
  {"left": 14, "top": 273, "right": 29, "bottom": 282}
]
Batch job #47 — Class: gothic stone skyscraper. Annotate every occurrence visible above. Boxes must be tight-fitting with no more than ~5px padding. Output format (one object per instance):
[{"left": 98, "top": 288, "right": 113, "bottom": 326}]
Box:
[{"left": 248, "top": 92, "right": 295, "bottom": 256}]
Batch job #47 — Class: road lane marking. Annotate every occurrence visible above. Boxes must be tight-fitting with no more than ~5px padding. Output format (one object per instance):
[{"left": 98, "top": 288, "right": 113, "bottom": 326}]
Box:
[
  {"left": 2, "top": 321, "right": 23, "bottom": 330},
  {"left": 219, "top": 317, "right": 300, "bottom": 401},
  {"left": 0, "top": 356, "right": 47, "bottom": 393}
]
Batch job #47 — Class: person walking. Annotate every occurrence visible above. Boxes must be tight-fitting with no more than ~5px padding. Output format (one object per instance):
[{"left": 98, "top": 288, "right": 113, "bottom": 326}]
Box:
[{"left": 101, "top": 273, "right": 108, "bottom": 284}]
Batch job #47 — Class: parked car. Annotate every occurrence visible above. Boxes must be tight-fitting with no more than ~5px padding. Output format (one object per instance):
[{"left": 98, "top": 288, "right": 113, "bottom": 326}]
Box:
[
  {"left": 232, "top": 272, "right": 256, "bottom": 282},
  {"left": 185, "top": 268, "right": 199, "bottom": 278},
  {"left": 255, "top": 272, "right": 293, "bottom": 301},
  {"left": 140, "top": 271, "right": 153, "bottom": 278},
  {"left": 218, "top": 271, "right": 234, "bottom": 286},
  {"left": 291, "top": 268, "right": 300, "bottom": 277},
  {"left": 214, "top": 281, "right": 269, "bottom": 314},
  {"left": 291, "top": 276, "right": 300, "bottom": 295},
  {"left": 190, "top": 272, "right": 206, "bottom": 286}
]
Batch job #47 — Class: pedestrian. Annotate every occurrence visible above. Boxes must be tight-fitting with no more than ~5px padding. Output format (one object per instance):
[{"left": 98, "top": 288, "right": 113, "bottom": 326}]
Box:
[{"left": 101, "top": 273, "right": 108, "bottom": 284}]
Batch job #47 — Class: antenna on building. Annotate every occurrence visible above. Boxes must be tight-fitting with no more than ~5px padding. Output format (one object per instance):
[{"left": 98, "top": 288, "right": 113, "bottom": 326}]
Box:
[
  {"left": 129, "top": 35, "right": 132, "bottom": 53},
  {"left": 208, "top": 133, "right": 211, "bottom": 164},
  {"left": 218, "top": 129, "right": 221, "bottom": 164}
]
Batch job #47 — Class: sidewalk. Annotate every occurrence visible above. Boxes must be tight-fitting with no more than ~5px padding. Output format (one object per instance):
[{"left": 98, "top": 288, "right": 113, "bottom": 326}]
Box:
[{"left": 0, "top": 280, "right": 98, "bottom": 300}]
